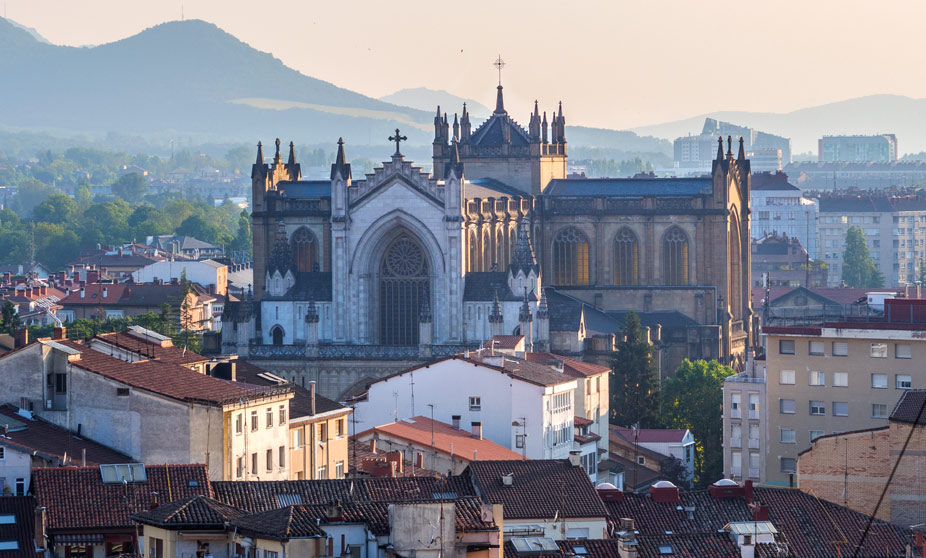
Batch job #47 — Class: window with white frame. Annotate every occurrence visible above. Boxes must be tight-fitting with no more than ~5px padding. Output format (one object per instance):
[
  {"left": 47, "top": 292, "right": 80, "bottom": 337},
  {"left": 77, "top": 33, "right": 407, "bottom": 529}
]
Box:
[
  {"left": 266, "top": 407, "right": 273, "bottom": 428},
  {"left": 809, "top": 341, "right": 825, "bottom": 356},
  {"left": 833, "top": 402, "right": 849, "bottom": 417},
  {"left": 780, "top": 429, "right": 795, "bottom": 443},
  {"left": 293, "top": 429, "right": 303, "bottom": 449},
  {"left": 469, "top": 396, "right": 481, "bottom": 411},
  {"left": 235, "top": 413, "right": 243, "bottom": 435},
  {"left": 809, "top": 401, "right": 826, "bottom": 416},
  {"left": 779, "top": 370, "right": 795, "bottom": 385},
  {"left": 872, "top": 374, "right": 888, "bottom": 389},
  {"left": 833, "top": 342, "right": 848, "bottom": 356},
  {"left": 809, "top": 371, "right": 825, "bottom": 386},
  {"left": 250, "top": 410, "right": 258, "bottom": 432},
  {"left": 872, "top": 404, "right": 888, "bottom": 418},
  {"left": 895, "top": 344, "right": 912, "bottom": 359},
  {"left": 335, "top": 461, "right": 345, "bottom": 479},
  {"left": 809, "top": 430, "right": 824, "bottom": 442},
  {"left": 731, "top": 393, "right": 741, "bottom": 417},
  {"left": 833, "top": 372, "right": 848, "bottom": 387},
  {"left": 279, "top": 405, "right": 287, "bottom": 425},
  {"left": 748, "top": 393, "right": 760, "bottom": 417},
  {"left": 871, "top": 343, "right": 888, "bottom": 358},
  {"left": 897, "top": 375, "right": 913, "bottom": 389}
]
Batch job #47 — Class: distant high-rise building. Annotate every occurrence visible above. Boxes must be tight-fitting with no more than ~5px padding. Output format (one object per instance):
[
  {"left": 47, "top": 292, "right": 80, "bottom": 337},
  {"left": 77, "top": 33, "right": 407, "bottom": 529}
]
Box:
[
  {"left": 818, "top": 135, "right": 898, "bottom": 163},
  {"left": 674, "top": 118, "right": 791, "bottom": 173}
]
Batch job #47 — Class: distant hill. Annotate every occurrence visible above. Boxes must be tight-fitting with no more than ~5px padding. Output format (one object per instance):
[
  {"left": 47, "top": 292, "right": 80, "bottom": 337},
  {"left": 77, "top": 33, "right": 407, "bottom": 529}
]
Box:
[
  {"left": 0, "top": 16, "right": 672, "bottom": 157},
  {"left": 631, "top": 95, "right": 926, "bottom": 155},
  {"left": 380, "top": 88, "right": 492, "bottom": 118},
  {"left": 6, "top": 18, "right": 50, "bottom": 44}
]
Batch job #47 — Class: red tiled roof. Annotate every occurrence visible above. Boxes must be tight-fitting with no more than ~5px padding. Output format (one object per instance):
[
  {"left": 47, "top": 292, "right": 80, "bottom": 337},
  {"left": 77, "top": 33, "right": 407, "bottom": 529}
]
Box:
[
  {"left": 483, "top": 335, "right": 524, "bottom": 349},
  {"left": 131, "top": 496, "right": 243, "bottom": 527},
  {"left": 467, "top": 460, "right": 608, "bottom": 520},
  {"left": 574, "top": 416, "right": 594, "bottom": 427},
  {"left": 611, "top": 425, "right": 689, "bottom": 444},
  {"left": 57, "top": 340, "right": 291, "bottom": 406},
  {"left": 505, "top": 535, "right": 740, "bottom": 558},
  {"left": 356, "top": 416, "right": 524, "bottom": 462},
  {"left": 348, "top": 439, "right": 439, "bottom": 478},
  {"left": 526, "top": 352, "right": 611, "bottom": 378},
  {"left": 0, "top": 404, "right": 131, "bottom": 466},
  {"left": 58, "top": 284, "right": 127, "bottom": 306},
  {"left": 94, "top": 331, "right": 208, "bottom": 366},
  {"left": 32, "top": 464, "right": 210, "bottom": 531}
]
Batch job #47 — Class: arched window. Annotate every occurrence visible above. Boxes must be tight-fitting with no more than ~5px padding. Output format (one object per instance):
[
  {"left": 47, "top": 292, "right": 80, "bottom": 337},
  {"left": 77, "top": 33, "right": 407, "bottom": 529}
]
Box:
[
  {"left": 379, "top": 235, "right": 430, "bottom": 346},
  {"left": 468, "top": 229, "right": 478, "bottom": 272},
  {"left": 552, "top": 227, "right": 590, "bottom": 285},
  {"left": 291, "top": 227, "right": 318, "bottom": 272},
  {"left": 482, "top": 230, "right": 493, "bottom": 271},
  {"left": 729, "top": 217, "right": 743, "bottom": 320},
  {"left": 613, "top": 228, "right": 639, "bottom": 285},
  {"left": 496, "top": 228, "right": 505, "bottom": 270},
  {"left": 663, "top": 227, "right": 689, "bottom": 285},
  {"left": 270, "top": 326, "right": 284, "bottom": 346}
]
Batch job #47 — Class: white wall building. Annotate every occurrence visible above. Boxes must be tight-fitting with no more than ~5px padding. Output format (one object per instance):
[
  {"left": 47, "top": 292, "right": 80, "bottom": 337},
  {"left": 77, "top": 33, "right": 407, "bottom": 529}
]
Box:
[
  {"left": 351, "top": 354, "right": 578, "bottom": 460},
  {"left": 751, "top": 173, "right": 819, "bottom": 258},
  {"left": 131, "top": 259, "right": 228, "bottom": 296}
]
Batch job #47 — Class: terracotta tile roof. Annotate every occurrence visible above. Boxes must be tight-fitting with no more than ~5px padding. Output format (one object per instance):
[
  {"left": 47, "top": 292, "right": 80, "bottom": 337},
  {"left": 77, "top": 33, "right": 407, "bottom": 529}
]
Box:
[
  {"left": 348, "top": 439, "right": 440, "bottom": 478},
  {"left": 229, "top": 361, "right": 347, "bottom": 420},
  {"left": 56, "top": 340, "right": 291, "bottom": 406},
  {"left": 0, "top": 404, "right": 132, "bottom": 466},
  {"left": 574, "top": 416, "right": 594, "bottom": 427},
  {"left": 94, "top": 331, "right": 208, "bottom": 366},
  {"left": 32, "top": 464, "right": 210, "bottom": 531},
  {"left": 0, "top": 496, "right": 42, "bottom": 558},
  {"left": 505, "top": 535, "right": 740, "bottom": 558},
  {"left": 482, "top": 335, "right": 523, "bottom": 350},
  {"left": 229, "top": 505, "right": 326, "bottom": 539},
  {"left": 212, "top": 477, "right": 476, "bottom": 514},
  {"left": 467, "top": 460, "right": 608, "bottom": 520},
  {"left": 356, "top": 416, "right": 524, "bottom": 462},
  {"left": 131, "top": 496, "right": 243, "bottom": 527},
  {"left": 611, "top": 426, "right": 689, "bottom": 444},
  {"left": 58, "top": 284, "right": 127, "bottom": 306},
  {"left": 890, "top": 389, "right": 926, "bottom": 425},
  {"left": 526, "top": 352, "right": 611, "bottom": 378},
  {"left": 604, "top": 487, "right": 911, "bottom": 558}
]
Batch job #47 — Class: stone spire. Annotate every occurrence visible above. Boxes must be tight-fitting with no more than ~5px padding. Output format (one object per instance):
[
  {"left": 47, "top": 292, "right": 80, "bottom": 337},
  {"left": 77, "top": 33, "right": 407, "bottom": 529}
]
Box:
[
  {"left": 542, "top": 111, "right": 548, "bottom": 144},
  {"left": 285, "top": 141, "right": 301, "bottom": 179},
  {"left": 267, "top": 221, "right": 294, "bottom": 275},
  {"left": 433, "top": 106, "right": 445, "bottom": 144},
  {"left": 488, "top": 291, "right": 504, "bottom": 338},
  {"left": 305, "top": 300, "right": 319, "bottom": 323},
  {"left": 495, "top": 85, "right": 505, "bottom": 114},
  {"left": 251, "top": 141, "right": 267, "bottom": 179},
  {"left": 442, "top": 113, "right": 450, "bottom": 145},
  {"left": 716, "top": 136, "right": 724, "bottom": 161},
  {"left": 726, "top": 135, "right": 733, "bottom": 158},
  {"left": 445, "top": 138, "right": 464, "bottom": 179},
  {"left": 737, "top": 136, "right": 746, "bottom": 161},
  {"left": 256, "top": 141, "right": 265, "bottom": 165},
  {"left": 519, "top": 287, "right": 533, "bottom": 351},
  {"left": 519, "top": 288, "right": 533, "bottom": 324},
  {"left": 509, "top": 220, "right": 538, "bottom": 275},
  {"left": 273, "top": 138, "right": 282, "bottom": 164},
  {"left": 529, "top": 100, "right": 541, "bottom": 143},
  {"left": 461, "top": 103, "right": 471, "bottom": 140},
  {"left": 287, "top": 141, "right": 297, "bottom": 166},
  {"left": 535, "top": 290, "right": 550, "bottom": 352},
  {"left": 452, "top": 113, "right": 460, "bottom": 141},
  {"left": 330, "top": 137, "right": 351, "bottom": 181}
]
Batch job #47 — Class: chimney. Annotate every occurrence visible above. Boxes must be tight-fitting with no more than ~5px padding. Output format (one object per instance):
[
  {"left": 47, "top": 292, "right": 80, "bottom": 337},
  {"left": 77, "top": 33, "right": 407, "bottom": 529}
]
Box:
[
  {"left": 415, "top": 452, "right": 423, "bottom": 468},
  {"left": 102, "top": 287, "right": 108, "bottom": 299},
  {"left": 81, "top": 448, "right": 86, "bottom": 467},
  {"left": 2, "top": 272, "right": 10, "bottom": 283},
  {"left": 40, "top": 286, "right": 46, "bottom": 296},
  {"left": 80, "top": 287, "right": 85, "bottom": 299},
  {"left": 309, "top": 381, "right": 316, "bottom": 416},
  {"left": 88, "top": 270, "right": 99, "bottom": 284},
  {"left": 386, "top": 451, "right": 403, "bottom": 473},
  {"left": 451, "top": 415, "right": 461, "bottom": 429},
  {"left": 52, "top": 327, "right": 66, "bottom": 340},
  {"left": 744, "top": 479, "right": 753, "bottom": 501},
  {"left": 229, "top": 362, "right": 236, "bottom": 382},
  {"left": 33, "top": 507, "right": 45, "bottom": 551},
  {"left": 369, "top": 439, "right": 377, "bottom": 454},
  {"left": 567, "top": 450, "right": 581, "bottom": 467},
  {"left": 118, "top": 247, "right": 124, "bottom": 258},
  {"left": 471, "top": 421, "right": 482, "bottom": 439},
  {"left": 13, "top": 328, "right": 28, "bottom": 348}
]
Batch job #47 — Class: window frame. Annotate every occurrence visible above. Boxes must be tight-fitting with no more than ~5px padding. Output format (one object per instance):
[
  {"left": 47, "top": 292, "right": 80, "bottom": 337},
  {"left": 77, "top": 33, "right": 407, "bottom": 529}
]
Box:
[
  {"left": 833, "top": 402, "right": 849, "bottom": 417},
  {"left": 832, "top": 342, "right": 849, "bottom": 356},
  {"left": 833, "top": 372, "right": 849, "bottom": 387},
  {"left": 895, "top": 344, "right": 912, "bottom": 359},
  {"left": 871, "top": 373, "right": 888, "bottom": 389},
  {"left": 779, "top": 369, "right": 796, "bottom": 385},
  {"left": 870, "top": 343, "right": 888, "bottom": 358},
  {"left": 779, "top": 399, "right": 796, "bottom": 414},
  {"left": 809, "top": 371, "right": 825, "bottom": 386},
  {"left": 469, "top": 396, "right": 481, "bottom": 411},
  {"left": 780, "top": 428, "right": 796, "bottom": 444},
  {"left": 897, "top": 374, "right": 913, "bottom": 389},
  {"left": 809, "top": 341, "right": 825, "bottom": 356},
  {"left": 809, "top": 401, "right": 826, "bottom": 416},
  {"left": 779, "top": 340, "right": 795, "bottom": 355}
]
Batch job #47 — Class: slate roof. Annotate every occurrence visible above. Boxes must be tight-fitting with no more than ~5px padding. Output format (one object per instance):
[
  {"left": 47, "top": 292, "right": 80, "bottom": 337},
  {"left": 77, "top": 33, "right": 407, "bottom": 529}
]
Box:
[
  {"left": 467, "top": 459, "right": 607, "bottom": 520},
  {"left": 544, "top": 177, "right": 710, "bottom": 197},
  {"left": 0, "top": 496, "right": 42, "bottom": 558},
  {"left": 504, "top": 535, "right": 740, "bottom": 558},
  {"left": 355, "top": 416, "right": 524, "bottom": 462},
  {"left": 463, "top": 272, "right": 528, "bottom": 302},
  {"left": 212, "top": 477, "right": 476, "bottom": 514},
  {"left": 890, "top": 389, "right": 926, "bottom": 425},
  {"left": 32, "top": 464, "right": 211, "bottom": 531},
  {"left": 0, "top": 404, "right": 131, "bottom": 466},
  {"left": 55, "top": 340, "right": 291, "bottom": 406},
  {"left": 464, "top": 178, "right": 524, "bottom": 199},
  {"left": 546, "top": 289, "right": 697, "bottom": 335},
  {"left": 131, "top": 496, "right": 243, "bottom": 528},
  {"left": 468, "top": 114, "right": 530, "bottom": 147},
  {"left": 262, "top": 272, "right": 332, "bottom": 302},
  {"left": 230, "top": 505, "right": 326, "bottom": 539},
  {"left": 276, "top": 181, "right": 332, "bottom": 198},
  {"left": 93, "top": 331, "right": 208, "bottom": 366},
  {"left": 151, "top": 235, "right": 220, "bottom": 252},
  {"left": 604, "top": 487, "right": 911, "bottom": 558}
]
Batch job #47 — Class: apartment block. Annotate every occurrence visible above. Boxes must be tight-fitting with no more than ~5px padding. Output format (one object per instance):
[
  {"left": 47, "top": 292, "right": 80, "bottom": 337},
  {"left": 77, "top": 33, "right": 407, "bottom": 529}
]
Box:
[
  {"left": 760, "top": 298, "right": 926, "bottom": 486},
  {"left": 722, "top": 358, "right": 768, "bottom": 484}
]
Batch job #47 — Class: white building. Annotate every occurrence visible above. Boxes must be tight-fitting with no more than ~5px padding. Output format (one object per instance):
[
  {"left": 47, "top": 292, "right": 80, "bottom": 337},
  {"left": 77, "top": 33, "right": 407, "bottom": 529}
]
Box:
[
  {"left": 351, "top": 353, "right": 578, "bottom": 461},
  {"left": 131, "top": 259, "right": 228, "bottom": 296},
  {"left": 751, "top": 172, "right": 818, "bottom": 258}
]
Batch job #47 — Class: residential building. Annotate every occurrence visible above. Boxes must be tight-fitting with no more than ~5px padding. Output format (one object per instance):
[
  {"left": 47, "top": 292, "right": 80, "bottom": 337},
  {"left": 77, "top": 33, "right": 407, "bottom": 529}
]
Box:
[
  {"left": 760, "top": 298, "right": 926, "bottom": 485},
  {"left": 355, "top": 416, "right": 523, "bottom": 476},
  {"left": 31, "top": 464, "right": 210, "bottom": 558},
  {"left": 146, "top": 235, "right": 224, "bottom": 260},
  {"left": 0, "top": 330, "right": 293, "bottom": 481},
  {"left": 750, "top": 171, "right": 818, "bottom": 258},
  {"left": 798, "top": 389, "right": 926, "bottom": 526},
  {"left": 786, "top": 161, "right": 926, "bottom": 190},
  {"left": 819, "top": 134, "right": 898, "bottom": 163},
  {"left": 348, "top": 438, "right": 439, "bottom": 478},
  {"left": 132, "top": 259, "right": 229, "bottom": 296},
  {"left": 673, "top": 119, "right": 791, "bottom": 172},
  {"left": 722, "top": 357, "right": 768, "bottom": 484},
  {"left": 607, "top": 426, "right": 695, "bottom": 491},
  {"left": 816, "top": 191, "right": 926, "bottom": 286},
  {"left": 0, "top": 284, "right": 65, "bottom": 327},
  {"left": 466, "top": 458, "right": 609, "bottom": 540},
  {"left": 71, "top": 245, "right": 173, "bottom": 280},
  {"left": 0, "top": 403, "right": 131, "bottom": 494},
  {"left": 350, "top": 353, "right": 579, "bottom": 461},
  {"left": 609, "top": 426, "right": 695, "bottom": 485},
  {"left": 753, "top": 285, "right": 903, "bottom": 327},
  {"left": 752, "top": 233, "right": 827, "bottom": 289}
]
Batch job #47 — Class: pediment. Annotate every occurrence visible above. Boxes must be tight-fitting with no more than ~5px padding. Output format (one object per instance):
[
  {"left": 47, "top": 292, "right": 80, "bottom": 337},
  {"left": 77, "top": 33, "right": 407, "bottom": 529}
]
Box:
[{"left": 349, "top": 157, "right": 445, "bottom": 209}]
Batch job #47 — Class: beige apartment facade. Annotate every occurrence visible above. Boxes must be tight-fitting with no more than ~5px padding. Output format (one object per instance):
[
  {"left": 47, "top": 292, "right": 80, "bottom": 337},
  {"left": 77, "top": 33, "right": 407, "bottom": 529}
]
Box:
[
  {"left": 761, "top": 323, "right": 926, "bottom": 485},
  {"left": 722, "top": 358, "right": 768, "bottom": 484},
  {"left": 289, "top": 385, "right": 352, "bottom": 480}
]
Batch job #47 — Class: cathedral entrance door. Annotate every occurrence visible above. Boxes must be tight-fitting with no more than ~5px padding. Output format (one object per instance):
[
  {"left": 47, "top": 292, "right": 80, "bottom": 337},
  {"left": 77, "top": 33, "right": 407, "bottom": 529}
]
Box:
[{"left": 379, "top": 235, "right": 430, "bottom": 345}]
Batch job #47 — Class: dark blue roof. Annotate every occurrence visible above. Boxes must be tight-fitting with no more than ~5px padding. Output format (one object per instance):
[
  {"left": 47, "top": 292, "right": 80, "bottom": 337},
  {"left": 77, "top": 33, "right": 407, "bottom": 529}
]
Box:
[
  {"left": 545, "top": 178, "right": 710, "bottom": 197},
  {"left": 465, "top": 178, "right": 524, "bottom": 199},
  {"left": 277, "top": 181, "right": 331, "bottom": 198}
]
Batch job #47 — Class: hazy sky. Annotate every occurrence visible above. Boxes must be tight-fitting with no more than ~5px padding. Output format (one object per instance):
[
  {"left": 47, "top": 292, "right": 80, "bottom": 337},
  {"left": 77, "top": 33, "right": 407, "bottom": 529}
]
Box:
[{"left": 7, "top": 0, "right": 926, "bottom": 130}]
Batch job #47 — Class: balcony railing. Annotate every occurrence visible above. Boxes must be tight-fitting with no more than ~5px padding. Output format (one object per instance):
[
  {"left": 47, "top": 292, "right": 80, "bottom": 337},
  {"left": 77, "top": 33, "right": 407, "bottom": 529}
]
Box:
[
  {"left": 726, "top": 373, "right": 766, "bottom": 384},
  {"left": 748, "top": 438, "right": 760, "bottom": 449},
  {"left": 730, "top": 437, "right": 742, "bottom": 448}
]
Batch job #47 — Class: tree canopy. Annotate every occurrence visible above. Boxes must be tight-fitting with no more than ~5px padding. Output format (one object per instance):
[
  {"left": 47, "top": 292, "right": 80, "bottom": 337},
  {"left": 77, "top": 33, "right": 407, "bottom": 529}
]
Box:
[
  {"left": 609, "top": 312, "right": 661, "bottom": 428},
  {"left": 841, "top": 226, "right": 884, "bottom": 287}
]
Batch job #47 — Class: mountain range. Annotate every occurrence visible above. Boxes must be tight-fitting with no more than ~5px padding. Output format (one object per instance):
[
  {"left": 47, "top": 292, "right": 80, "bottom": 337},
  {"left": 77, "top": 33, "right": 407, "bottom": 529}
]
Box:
[
  {"left": 631, "top": 95, "right": 926, "bottom": 156},
  {"left": 0, "top": 17, "right": 668, "bottom": 157}
]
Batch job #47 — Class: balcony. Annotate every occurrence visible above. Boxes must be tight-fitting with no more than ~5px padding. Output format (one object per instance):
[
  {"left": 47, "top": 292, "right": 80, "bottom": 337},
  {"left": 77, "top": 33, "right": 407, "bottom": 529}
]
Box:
[
  {"left": 726, "top": 373, "right": 766, "bottom": 385},
  {"left": 748, "top": 468, "right": 760, "bottom": 479},
  {"left": 748, "top": 438, "right": 760, "bottom": 449},
  {"left": 730, "top": 437, "right": 742, "bottom": 448}
]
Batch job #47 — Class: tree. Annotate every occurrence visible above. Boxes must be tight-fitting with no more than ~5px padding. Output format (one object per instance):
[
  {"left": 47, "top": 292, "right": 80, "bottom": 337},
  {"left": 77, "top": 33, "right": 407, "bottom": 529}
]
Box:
[
  {"left": 660, "top": 359, "right": 735, "bottom": 486},
  {"left": 11, "top": 179, "right": 58, "bottom": 218},
  {"left": 0, "top": 301, "right": 21, "bottom": 335},
  {"left": 841, "top": 226, "right": 883, "bottom": 288},
  {"left": 177, "top": 214, "right": 222, "bottom": 245},
  {"left": 33, "top": 193, "right": 78, "bottom": 224},
  {"left": 609, "top": 312, "right": 661, "bottom": 428},
  {"left": 111, "top": 172, "right": 147, "bottom": 201}
]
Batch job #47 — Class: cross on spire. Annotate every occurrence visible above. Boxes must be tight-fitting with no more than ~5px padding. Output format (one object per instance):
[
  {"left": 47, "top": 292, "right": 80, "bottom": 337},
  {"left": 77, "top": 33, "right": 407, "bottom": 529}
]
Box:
[
  {"left": 493, "top": 55, "right": 506, "bottom": 86},
  {"left": 388, "top": 128, "right": 407, "bottom": 156}
]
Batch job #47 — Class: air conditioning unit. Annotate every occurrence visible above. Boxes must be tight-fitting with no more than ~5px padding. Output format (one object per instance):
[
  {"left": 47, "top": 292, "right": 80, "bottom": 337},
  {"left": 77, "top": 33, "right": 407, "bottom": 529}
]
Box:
[{"left": 45, "top": 400, "right": 53, "bottom": 410}]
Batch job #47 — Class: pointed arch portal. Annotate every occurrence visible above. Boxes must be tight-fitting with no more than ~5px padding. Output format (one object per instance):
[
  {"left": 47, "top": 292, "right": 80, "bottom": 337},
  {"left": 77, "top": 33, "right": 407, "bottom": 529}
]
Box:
[{"left": 379, "top": 234, "right": 430, "bottom": 346}]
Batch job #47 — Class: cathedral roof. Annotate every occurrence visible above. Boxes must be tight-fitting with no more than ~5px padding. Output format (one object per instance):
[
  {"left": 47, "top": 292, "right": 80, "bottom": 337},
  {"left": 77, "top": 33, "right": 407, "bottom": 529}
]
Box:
[
  {"left": 545, "top": 289, "right": 697, "bottom": 334},
  {"left": 467, "top": 115, "right": 531, "bottom": 147},
  {"left": 276, "top": 181, "right": 331, "bottom": 198},
  {"left": 261, "top": 272, "right": 332, "bottom": 302},
  {"left": 464, "top": 178, "right": 524, "bottom": 199},
  {"left": 544, "top": 177, "right": 711, "bottom": 197},
  {"left": 463, "top": 272, "right": 535, "bottom": 302}
]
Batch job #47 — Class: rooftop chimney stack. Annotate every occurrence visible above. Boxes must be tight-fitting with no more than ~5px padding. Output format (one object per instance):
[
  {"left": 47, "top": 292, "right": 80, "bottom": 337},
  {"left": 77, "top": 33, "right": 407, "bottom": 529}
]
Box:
[
  {"left": 309, "top": 381, "right": 316, "bottom": 416},
  {"left": 471, "top": 421, "right": 482, "bottom": 440},
  {"left": 451, "top": 415, "right": 461, "bottom": 429}
]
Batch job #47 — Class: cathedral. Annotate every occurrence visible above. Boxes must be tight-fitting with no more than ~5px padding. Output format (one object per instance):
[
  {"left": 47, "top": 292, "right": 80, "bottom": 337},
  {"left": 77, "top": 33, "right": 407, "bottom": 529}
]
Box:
[{"left": 222, "top": 84, "right": 754, "bottom": 400}]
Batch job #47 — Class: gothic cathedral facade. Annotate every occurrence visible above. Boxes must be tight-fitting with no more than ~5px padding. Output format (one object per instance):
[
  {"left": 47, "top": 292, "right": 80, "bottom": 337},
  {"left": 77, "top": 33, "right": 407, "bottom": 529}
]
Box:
[{"left": 222, "top": 85, "right": 753, "bottom": 400}]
